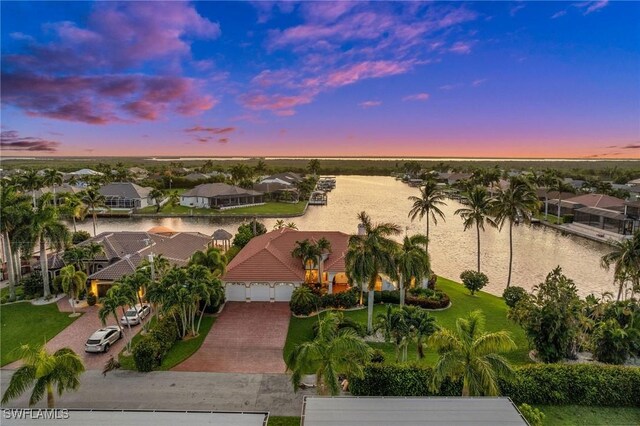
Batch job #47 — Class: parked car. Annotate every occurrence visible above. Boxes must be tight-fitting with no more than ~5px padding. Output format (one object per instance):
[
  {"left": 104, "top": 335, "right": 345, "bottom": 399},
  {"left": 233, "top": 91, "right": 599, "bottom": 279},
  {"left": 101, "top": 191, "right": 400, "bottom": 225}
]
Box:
[
  {"left": 120, "top": 304, "right": 151, "bottom": 326},
  {"left": 85, "top": 326, "right": 122, "bottom": 353}
]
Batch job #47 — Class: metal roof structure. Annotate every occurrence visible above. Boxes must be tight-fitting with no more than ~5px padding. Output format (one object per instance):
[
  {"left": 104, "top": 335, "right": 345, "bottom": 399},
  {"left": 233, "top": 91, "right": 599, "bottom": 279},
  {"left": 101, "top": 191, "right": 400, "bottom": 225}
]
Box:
[
  {"left": 301, "top": 396, "right": 527, "bottom": 426},
  {"left": 575, "top": 206, "right": 627, "bottom": 221},
  {"left": 3, "top": 409, "right": 269, "bottom": 426}
]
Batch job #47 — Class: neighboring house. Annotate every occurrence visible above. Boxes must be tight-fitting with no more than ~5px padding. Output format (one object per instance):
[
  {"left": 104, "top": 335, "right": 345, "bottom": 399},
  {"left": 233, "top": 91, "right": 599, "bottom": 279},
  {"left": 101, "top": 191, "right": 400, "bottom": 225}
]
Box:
[
  {"left": 180, "top": 183, "right": 264, "bottom": 209},
  {"left": 550, "top": 194, "right": 638, "bottom": 236},
  {"left": 259, "top": 172, "right": 303, "bottom": 186},
  {"left": 64, "top": 168, "right": 103, "bottom": 187},
  {"left": 548, "top": 193, "right": 626, "bottom": 217},
  {"left": 627, "top": 178, "right": 640, "bottom": 186},
  {"left": 184, "top": 172, "right": 211, "bottom": 181},
  {"left": 29, "top": 184, "right": 84, "bottom": 200},
  {"left": 128, "top": 167, "right": 149, "bottom": 179},
  {"left": 45, "top": 228, "right": 213, "bottom": 297},
  {"left": 99, "top": 182, "right": 154, "bottom": 209},
  {"left": 438, "top": 172, "right": 472, "bottom": 185},
  {"left": 222, "top": 228, "right": 395, "bottom": 302}
]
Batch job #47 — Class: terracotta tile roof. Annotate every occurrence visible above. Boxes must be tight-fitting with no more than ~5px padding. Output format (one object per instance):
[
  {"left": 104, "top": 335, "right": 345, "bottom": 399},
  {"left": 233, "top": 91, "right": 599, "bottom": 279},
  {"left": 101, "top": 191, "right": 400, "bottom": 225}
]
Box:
[
  {"left": 564, "top": 193, "right": 625, "bottom": 209},
  {"left": 182, "top": 183, "right": 262, "bottom": 198},
  {"left": 223, "top": 228, "right": 349, "bottom": 282}
]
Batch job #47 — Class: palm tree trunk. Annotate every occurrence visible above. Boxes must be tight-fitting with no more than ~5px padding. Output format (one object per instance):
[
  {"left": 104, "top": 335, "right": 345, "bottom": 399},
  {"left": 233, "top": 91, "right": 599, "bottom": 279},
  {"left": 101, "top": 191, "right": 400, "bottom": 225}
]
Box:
[
  {"left": 197, "top": 302, "right": 207, "bottom": 334},
  {"left": 462, "top": 378, "right": 470, "bottom": 397},
  {"left": 47, "top": 383, "right": 54, "bottom": 408},
  {"left": 318, "top": 255, "right": 325, "bottom": 293},
  {"left": 399, "top": 272, "right": 405, "bottom": 307},
  {"left": 122, "top": 307, "right": 133, "bottom": 351},
  {"left": 507, "top": 221, "right": 513, "bottom": 289},
  {"left": 52, "top": 186, "right": 57, "bottom": 208},
  {"left": 425, "top": 214, "right": 430, "bottom": 253},
  {"left": 40, "top": 237, "right": 51, "bottom": 298},
  {"left": 557, "top": 196, "right": 562, "bottom": 223},
  {"left": 92, "top": 212, "right": 97, "bottom": 236},
  {"left": 476, "top": 223, "right": 481, "bottom": 273},
  {"left": 3, "top": 232, "right": 16, "bottom": 301},
  {"left": 544, "top": 194, "right": 549, "bottom": 219},
  {"left": 367, "top": 288, "right": 375, "bottom": 334},
  {"left": 72, "top": 215, "right": 77, "bottom": 233},
  {"left": 617, "top": 278, "right": 624, "bottom": 302}
]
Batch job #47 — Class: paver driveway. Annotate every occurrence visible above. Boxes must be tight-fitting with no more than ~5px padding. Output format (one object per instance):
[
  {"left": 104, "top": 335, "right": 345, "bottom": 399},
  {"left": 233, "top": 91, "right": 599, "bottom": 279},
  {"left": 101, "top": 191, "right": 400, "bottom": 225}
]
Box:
[{"left": 173, "top": 302, "right": 290, "bottom": 373}]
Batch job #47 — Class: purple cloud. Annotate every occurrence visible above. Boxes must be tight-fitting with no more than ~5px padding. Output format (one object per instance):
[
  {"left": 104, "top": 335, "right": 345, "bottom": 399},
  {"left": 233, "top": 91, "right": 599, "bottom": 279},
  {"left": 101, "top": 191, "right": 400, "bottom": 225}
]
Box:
[
  {"left": 551, "top": 10, "right": 567, "bottom": 19},
  {"left": 403, "top": 93, "right": 430, "bottom": 101},
  {"left": 575, "top": 0, "right": 609, "bottom": 15},
  {"left": 1, "top": 130, "right": 60, "bottom": 152},
  {"left": 185, "top": 126, "right": 236, "bottom": 134},
  {"left": 358, "top": 100, "right": 382, "bottom": 108}
]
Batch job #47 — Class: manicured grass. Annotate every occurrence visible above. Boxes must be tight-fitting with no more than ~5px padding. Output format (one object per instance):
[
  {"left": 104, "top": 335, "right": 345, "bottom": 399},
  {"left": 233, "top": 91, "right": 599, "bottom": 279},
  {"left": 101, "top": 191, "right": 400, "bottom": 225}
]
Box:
[
  {"left": 119, "top": 315, "right": 215, "bottom": 371},
  {"left": 268, "top": 416, "right": 300, "bottom": 426},
  {"left": 534, "top": 212, "right": 564, "bottom": 225},
  {"left": 284, "top": 277, "right": 530, "bottom": 368},
  {"left": 137, "top": 201, "right": 307, "bottom": 216},
  {"left": 534, "top": 405, "right": 640, "bottom": 425},
  {"left": 1, "top": 302, "right": 79, "bottom": 366},
  {"left": 0, "top": 285, "right": 25, "bottom": 302}
]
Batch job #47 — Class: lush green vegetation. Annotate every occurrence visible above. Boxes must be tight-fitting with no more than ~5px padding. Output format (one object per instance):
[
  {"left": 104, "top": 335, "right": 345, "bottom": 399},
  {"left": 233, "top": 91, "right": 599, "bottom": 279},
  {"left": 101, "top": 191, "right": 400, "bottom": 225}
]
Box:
[
  {"left": 267, "top": 417, "right": 300, "bottom": 426},
  {"left": 284, "top": 277, "right": 530, "bottom": 367},
  {"left": 119, "top": 315, "right": 215, "bottom": 370},
  {"left": 136, "top": 201, "right": 306, "bottom": 216},
  {"left": 0, "top": 302, "right": 79, "bottom": 366},
  {"left": 535, "top": 405, "right": 640, "bottom": 426}
]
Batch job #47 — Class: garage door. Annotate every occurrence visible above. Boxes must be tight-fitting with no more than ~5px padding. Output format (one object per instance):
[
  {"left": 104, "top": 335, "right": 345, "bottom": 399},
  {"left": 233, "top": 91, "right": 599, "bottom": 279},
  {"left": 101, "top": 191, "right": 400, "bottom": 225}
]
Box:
[
  {"left": 226, "top": 284, "right": 247, "bottom": 302},
  {"left": 274, "top": 284, "right": 294, "bottom": 301},
  {"left": 249, "top": 284, "right": 271, "bottom": 302}
]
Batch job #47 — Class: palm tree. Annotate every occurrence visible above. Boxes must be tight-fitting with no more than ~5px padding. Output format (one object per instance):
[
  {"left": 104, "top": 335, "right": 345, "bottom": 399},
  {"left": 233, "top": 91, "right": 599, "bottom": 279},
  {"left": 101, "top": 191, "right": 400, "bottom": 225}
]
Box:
[
  {"left": 374, "top": 305, "right": 411, "bottom": 362},
  {"left": 42, "top": 169, "right": 64, "bottom": 207},
  {"left": 549, "top": 178, "right": 576, "bottom": 223},
  {"left": 405, "top": 305, "right": 437, "bottom": 359},
  {"left": 2, "top": 344, "right": 85, "bottom": 408},
  {"left": 18, "top": 169, "right": 42, "bottom": 208},
  {"left": 286, "top": 222, "right": 298, "bottom": 230},
  {"left": 292, "top": 239, "right": 322, "bottom": 285},
  {"left": 395, "top": 234, "right": 429, "bottom": 305},
  {"left": 492, "top": 178, "right": 540, "bottom": 288},
  {"left": 168, "top": 190, "right": 180, "bottom": 208},
  {"left": 254, "top": 159, "right": 268, "bottom": 176},
  {"left": 60, "top": 193, "right": 88, "bottom": 233},
  {"left": 600, "top": 232, "right": 640, "bottom": 301},
  {"left": 99, "top": 285, "right": 136, "bottom": 351},
  {"left": 308, "top": 159, "right": 321, "bottom": 175},
  {"left": 345, "top": 211, "right": 401, "bottom": 333},
  {"left": 287, "top": 311, "right": 371, "bottom": 395},
  {"left": 81, "top": 188, "right": 107, "bottom": 236},
  {"left": 429, "top": 310, "right": 516, "bottom": 396},
  {"left": 32, "top": 195, "right": 70, "bottom": 298},
  {"left": 59, "top": 265, "right": 87, "bottom": 316},
  {"left": 149, "top": 188, "right": 165, "bottom": 213},
  {"left": 455, "top": 186, "right": 497, "bottom": 272},
  {"left": 408, "top": 180, "right": 447, "bottom": 254},
  {"left": 189, "top": 246, "right": 227, "bottom": 276},
  {"left": 0, "top": 185, "right": 31, "bottom": 301},
  {"left": 274, "top": 219, "right": 286, "bottom": 230}
]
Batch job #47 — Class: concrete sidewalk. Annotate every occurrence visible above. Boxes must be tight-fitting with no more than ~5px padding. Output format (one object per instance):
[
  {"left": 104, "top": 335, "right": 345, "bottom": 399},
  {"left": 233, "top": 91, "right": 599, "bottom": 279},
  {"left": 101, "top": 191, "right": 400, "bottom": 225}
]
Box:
[{"left": 0, "top": 370, "right": 310, "bottom": 416}]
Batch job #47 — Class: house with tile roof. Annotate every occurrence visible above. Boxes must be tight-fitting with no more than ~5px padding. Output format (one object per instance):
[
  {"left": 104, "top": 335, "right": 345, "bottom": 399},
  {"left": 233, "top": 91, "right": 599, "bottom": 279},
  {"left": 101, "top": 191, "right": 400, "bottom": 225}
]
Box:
[
  {"left": 222, "top": 228, "right": 396, "bottom": 302},
  {"left": 99, "top": 182, "right": 154, "bottom": 209},
  {"left": 180, "top": 183, "right": 264, "bottom": 209}
]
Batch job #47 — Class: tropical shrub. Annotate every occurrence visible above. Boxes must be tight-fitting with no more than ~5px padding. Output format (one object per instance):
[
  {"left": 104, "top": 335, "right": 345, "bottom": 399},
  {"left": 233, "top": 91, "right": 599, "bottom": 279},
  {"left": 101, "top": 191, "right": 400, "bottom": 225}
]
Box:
[
  {"left": 290, "top": 286, "right": 319, "bottom": 316},
  {"left": 150, "top": 316, "right": 179, "bottom": 357},
  {"left": 335, "top": 287, "right": 358, "bottom": 307},
  {"left": 71, "top": 230, "right": 91, "bottom": 245},
  {"left": 562, "top": 214, "right": 574, "bottom": 224},
  {"left": 503, "top": 286, "right": 527, "bottom": 308},
  {"left": 232, "top": 221, "right": 267, "bottom": 248},
  {"left": 370, "top": 349, "right": 385, "bottom": 363},
  {"left": 374, "top": 288, "right": 451, "bottom": 309},
  {"left": 374, "top": 290, "right": 401, "bottom": 304},
  {"left": 86, "top": 291, "right": 97, "bottom": 306},
  {"left": 591, "top": 319, "right": 633, "bottom": 365},
  {"left": 426, "top": 273, "right": 438, "bottom": 289},
  {"left": 350, "top": 363, "right": 640, "bottom": 407},
  {"left": 508, "top": 267, "right": 582, "bottom": 363},
  {"left": 459, "top": 270, "right": 489, "bottom": 295},
  {"left": 21, "top": 272, "right": 44, "bottom": 298},
  {"left": 132, "top": 336, "right": 161, "bottom": 372},
  {"left": 312, "top": 314, "right": 365, "bottom": 337},
  {"left": 518, "top": 404, "right": 545, "bottom": 426}
]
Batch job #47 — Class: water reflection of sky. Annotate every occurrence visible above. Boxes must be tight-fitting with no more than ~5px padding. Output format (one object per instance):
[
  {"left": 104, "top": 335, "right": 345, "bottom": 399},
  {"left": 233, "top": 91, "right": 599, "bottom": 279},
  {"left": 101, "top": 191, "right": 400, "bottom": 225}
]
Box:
[{"left": 76, "top": 176, "right": 615, "bottom": 297}]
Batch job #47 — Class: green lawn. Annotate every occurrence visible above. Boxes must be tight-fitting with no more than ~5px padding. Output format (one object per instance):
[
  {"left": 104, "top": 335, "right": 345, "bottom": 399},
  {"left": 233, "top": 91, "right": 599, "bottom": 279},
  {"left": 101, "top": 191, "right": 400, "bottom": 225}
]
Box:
[
  {"left": 268, "top": 417, "right": 300, "bottom": 426},
  {"left": 534, "top": 212, "right": 564, "bottom": 225},
  {"left": 119, "top": 315, "right": 215, "bottom": 371},
  {"left": 0, "top": 285, "right": 26, "bottom": 303},
  {"left": 535, "top": 405, "right": 640, "bottom": 425},
  {"left": 1, "top": 302, "right": 79, "bottom": 366},
  {"left": 284, "top": 277, "right": 530, "bottom": 368},
  {"left": 137, "top": 201, "right": 307, "bottom": 216}
]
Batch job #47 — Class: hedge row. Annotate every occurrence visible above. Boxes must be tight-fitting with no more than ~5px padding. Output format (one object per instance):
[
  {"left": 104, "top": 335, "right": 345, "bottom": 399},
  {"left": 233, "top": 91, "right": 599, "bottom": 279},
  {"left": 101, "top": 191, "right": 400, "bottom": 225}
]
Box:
[
  {"left": 132, "top": 316, "right": 179, "bottom": 372},
  {"left": 373, "top": 290, "right": 450, "bottom": 310},
  {"left": 349, "top": 363, "right": 640, "bottom": 407}
]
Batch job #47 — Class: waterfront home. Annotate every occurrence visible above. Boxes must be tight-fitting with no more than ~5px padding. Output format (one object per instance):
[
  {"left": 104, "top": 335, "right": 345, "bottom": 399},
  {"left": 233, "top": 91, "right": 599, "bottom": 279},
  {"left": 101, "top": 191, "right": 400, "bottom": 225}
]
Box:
[
  {"left": 29, "top": 183, "right": 84, "bottom": 200},
  {"left": 43, "top": 228, "right": 213, "bottom": 297},
  {"left": 64, "top": 168, "right": 103, "bottom": 187},
  {"left": 180, "top": 183, "right": 264, "bottom": 209},
  {"left": 99, "top": 182, "right": 154, "bottom": 209},
  {"left": 259, "top": 172, "right": 303, "bottom": 186},
  {"left": 437, "top": 172, "right": 473, "bottom": 185},
  {"left": 547, "top": 193, "right": 626, "bottom": 217},
  {"left": 128, "top": 166, "right": 149, "bottom": 179},
  {"left": 222, "top": 228, "right": 394, "bottom": 302}
]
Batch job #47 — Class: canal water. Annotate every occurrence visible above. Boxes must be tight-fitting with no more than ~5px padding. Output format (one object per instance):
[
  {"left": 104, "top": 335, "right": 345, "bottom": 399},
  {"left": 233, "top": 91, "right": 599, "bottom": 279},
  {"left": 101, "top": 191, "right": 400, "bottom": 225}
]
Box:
[{"left": 73, "top": 176, "right": 615, "bottom": 297}]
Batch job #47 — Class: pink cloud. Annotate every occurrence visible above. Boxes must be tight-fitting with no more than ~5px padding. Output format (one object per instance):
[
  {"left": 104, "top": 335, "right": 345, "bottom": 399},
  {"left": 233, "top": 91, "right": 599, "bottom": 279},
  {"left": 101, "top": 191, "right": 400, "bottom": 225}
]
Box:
[
  {"left": 358, "top": 100, "right": 382, "bottom": 108},
  {"left": 449, "top": 41, "right": 474, "bottom": 54},
  {"left": 472, "top": 78, "right": 487, "bottom": 87},
  {"left": 326, "top": 60, "right": 414, "bottom": 88},
  {"left": 1, "top": 130, "right": 61, "bottom": 152},
  {"left": 239, "top": 91, "right": 315, "bottom": 115},
  {"left": 403, "top": 93, "right": 430, "bottom": 101},
  {"left": 185, "top": 126, "right": 236, "bottom": 134}
]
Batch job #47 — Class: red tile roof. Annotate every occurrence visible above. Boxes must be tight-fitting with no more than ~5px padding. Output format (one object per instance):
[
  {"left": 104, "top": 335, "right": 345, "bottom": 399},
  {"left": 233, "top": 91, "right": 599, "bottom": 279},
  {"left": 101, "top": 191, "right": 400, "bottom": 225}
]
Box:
[
  {"left": 564, "top": 193, "right": 625, "bottom": 209},
  {"left": 223, "top": 228, "right": 350, "bottom": 282}
]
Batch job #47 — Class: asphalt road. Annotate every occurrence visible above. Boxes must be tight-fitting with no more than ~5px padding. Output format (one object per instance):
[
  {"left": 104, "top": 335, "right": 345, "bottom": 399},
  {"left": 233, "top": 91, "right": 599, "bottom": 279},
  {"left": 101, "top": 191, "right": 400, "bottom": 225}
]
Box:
[{"left": 0, "top": 370, "right": 312, "bottom": 416}]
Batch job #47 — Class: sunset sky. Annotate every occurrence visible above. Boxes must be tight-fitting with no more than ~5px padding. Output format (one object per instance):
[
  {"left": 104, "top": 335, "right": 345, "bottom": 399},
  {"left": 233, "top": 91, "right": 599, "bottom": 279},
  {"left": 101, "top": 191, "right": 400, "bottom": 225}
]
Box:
[{"left": 1, "top": 1, "right": 639, "bottom": 158}]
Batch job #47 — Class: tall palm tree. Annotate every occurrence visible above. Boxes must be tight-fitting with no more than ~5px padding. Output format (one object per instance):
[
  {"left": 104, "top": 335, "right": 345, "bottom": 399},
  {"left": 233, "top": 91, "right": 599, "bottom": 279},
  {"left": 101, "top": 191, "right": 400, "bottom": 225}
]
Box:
[
  {"left": 99, "top": 285, "right": 136, "bottom": 351},
  {"left": 429, "top": 310, "right": 516, "bottom": 396},
  {"left": 167, "top": 190, "right": 180, "bottom": 208},
  {"left": 18, "top": 169, "right": 42, "bottom": 208},
  {"left": 374, "top": 305, "right": 411, "bottom": 362},
  {"left": 292, "top": 239, "right": 322, "bottom": 284},
  {"left": 81, "top": 188, "right": 106, "bottom": 236},
  {"left": 189, "top": 246, "right": 227, "bottom": 276},
  {"left": 455, "top": 186, "right": 496, "bottom": 272},
  {"left": 395, "top": 234, "right": 429, "bottom": 305},
  {"left": 408, "top": 180, "right": 447, "bottom": 254},
  {"left": 42, "top": 169, "right": 64, "bottom": 207},
  {"left": 254, "top": 159, "right": 268, "bottom": 176},
  {"left": 405, "top": 305, "right": 438, "bottom": 359},
  {"left": 32, "top": 194, "right": 70, "bottom": 298},
  {"left": 1, "top": 344, "right": 85, "bottom": 408},
  {"left": 0, "top": 185, "right": 31, "bottom": 301},
  {"left": 549, "top": 178, "right": 576, "bottom": 223},
  {"left": 287, "top": 311, "right": 371, "bottom": 395},
  {"left": 308, "top": 159, "right": 321, "bottom": 175},
  {"left": 59, "top": 265, "right": 87, "bottom": 316},
  {"left": 492, "top": 178, "right": 540, "bottom": 288},
  {"left": 600, "top": 232, "right": 640, "bottom": 301},
  {"left": 61, "top": 193, "right": 88, "bottom": 233},
  {"left": 345, "top": 211, "right": 401, "bottom": 333}
]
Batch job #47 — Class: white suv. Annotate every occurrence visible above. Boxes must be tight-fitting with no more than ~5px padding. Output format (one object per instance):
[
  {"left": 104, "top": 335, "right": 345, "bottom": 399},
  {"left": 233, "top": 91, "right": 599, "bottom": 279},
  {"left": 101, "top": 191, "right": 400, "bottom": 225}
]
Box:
[
  {"left": 85, "top": 326, "right": 122, "bottom": 353},
  {"left": 120, "top": 304, "right": 151, "bottom": 326}
]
